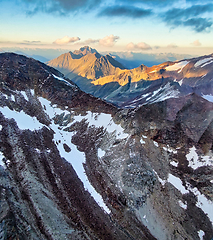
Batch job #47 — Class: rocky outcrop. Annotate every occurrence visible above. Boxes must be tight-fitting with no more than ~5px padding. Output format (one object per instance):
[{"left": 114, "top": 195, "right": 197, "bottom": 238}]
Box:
[{"left": 0, "top": 53, "right": 213, "bottom": 240}]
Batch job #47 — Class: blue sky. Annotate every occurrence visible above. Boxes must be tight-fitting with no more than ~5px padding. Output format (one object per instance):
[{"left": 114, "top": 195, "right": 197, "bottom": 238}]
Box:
[{"left": 1, "top": 0, "right": 213, "bottom": 59}]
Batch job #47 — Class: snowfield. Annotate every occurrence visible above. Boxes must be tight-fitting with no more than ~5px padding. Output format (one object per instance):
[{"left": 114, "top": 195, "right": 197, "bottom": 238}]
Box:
[
  {"left": 202, "top": 95, "right": 213, "bottom": 103},
  {"left": 165, "top": 61, "right": 188, "bottom": 72},
  {"left": 40, "top": 97, "right": 112, "bottom": 214},
  {"left": 194, "top": 57, "right": 213, "bottom": 68},
  {"left": 0, "top": 106, "right": 44, "bottom": 130}
]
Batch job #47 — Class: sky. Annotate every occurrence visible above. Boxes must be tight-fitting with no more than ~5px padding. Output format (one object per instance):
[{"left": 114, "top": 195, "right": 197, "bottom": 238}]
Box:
[{"left": 1, "top": 0, "right": 213, "bottom": 60}]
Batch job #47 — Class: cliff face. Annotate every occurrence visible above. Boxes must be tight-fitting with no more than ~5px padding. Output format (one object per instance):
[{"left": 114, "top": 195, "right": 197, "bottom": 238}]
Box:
[{"left": 0, "top": 53, "right": 213, "bottom": 240}]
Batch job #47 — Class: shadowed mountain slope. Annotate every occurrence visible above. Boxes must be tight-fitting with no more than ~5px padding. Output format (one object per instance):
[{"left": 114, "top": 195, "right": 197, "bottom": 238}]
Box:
[
  {"left": 48, "top": 48, "right": 213, "bottom": 108},
  {"left": 0, "top": 53, "right": 213, "bottom": 240}
]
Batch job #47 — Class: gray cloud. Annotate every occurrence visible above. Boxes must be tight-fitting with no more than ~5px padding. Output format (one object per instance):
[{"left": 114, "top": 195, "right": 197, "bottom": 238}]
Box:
[
  {"left": 80, "top": 38, "right": 99, "bottom": 45},
  {"left": 98, "top": 6, "right": 152, "bottom": 18},
  {"left": 167, "top": 43, "right": 178, "bottom": 48},
  {"left": 23, "top": 40, "right": 41, "bottom": 44},
  {"left": 184, "top": 18, "right": 212, "bottom": 32},
  {"left": 116, "top": 0, "right": 175, "bottom": 6},
  {"left": 23, "top": 0, "right": 102, "bottom": 15},
  {"left": 18, "top": 0, "right": 213, "bottom": 34},
  {"left": 162, "top": 4, "right": 213, "bottom": 32}
]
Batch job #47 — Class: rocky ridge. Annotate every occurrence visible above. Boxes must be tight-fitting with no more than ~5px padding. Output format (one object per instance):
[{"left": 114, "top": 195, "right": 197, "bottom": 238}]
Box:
[
  {"left": 48, "top": 48, "right": 213, "bottom": 108},
  {"left": 0, "top": 53, "right": 213, "bottom": 240},
  {"left": 47, "top": 46, "right": 125, "bottom": 81}
]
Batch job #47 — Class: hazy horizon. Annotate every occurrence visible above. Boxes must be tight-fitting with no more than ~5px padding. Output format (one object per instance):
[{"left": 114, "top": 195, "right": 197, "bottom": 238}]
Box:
[{"left": 1, "top": 0, "right": 213, "bottom": 65}]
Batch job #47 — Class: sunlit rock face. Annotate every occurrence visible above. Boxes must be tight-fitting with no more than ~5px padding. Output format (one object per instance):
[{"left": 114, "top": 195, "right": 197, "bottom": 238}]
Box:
[
  {"left": 0, "top": 53, "right": 213, "bottom": 240},
  {"left": 48, "top": 48, "right": 213, "bottom": 109}
]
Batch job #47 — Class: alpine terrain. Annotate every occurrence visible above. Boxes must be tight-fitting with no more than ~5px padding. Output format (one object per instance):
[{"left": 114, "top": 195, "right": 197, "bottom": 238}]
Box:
[
  {"left": 48, "top": 47, "right": 213, "bottom": 109},
  {"left": 0, "top": 52, "right": 213, "bottom": 240}
]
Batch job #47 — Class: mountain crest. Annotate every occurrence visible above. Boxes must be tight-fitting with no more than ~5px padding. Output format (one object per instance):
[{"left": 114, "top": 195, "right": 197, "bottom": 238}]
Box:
[
  {"left": 73, "top": 46, "right": 98, "bottom": 56},
  {"left": 47, "top": 46, "right": 125, "bottom": 80}
]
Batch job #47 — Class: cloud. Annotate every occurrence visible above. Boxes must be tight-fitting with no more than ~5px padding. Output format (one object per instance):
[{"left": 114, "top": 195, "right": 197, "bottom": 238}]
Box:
[
  {"left": 154, "top": 46, "right": 160, "bottom": 49},
  {"left": 184, "top": 18, "right": 212, "bottom": 32},
  {"left": 167, "top": 43, "right": 178, "bottom": 48},
  {"left": 80, "top": 38, "right": 99, "bottom": 45},
  {"left": 116, "top": 0, "right": 176, "bottom": 6},
  {"left": 98, "top": 6, "right": 152, "bottom": 18},
  {"left": 76, "top": 36, "right": 119, "bottom": 47},
  {"left": 21, "top": 40, "right": 41, "bottom": 45},
  {"left": 126, "top": 42, "right": 152, "bottom": 50},
  {"left": 22, "top": 0, "right": 102, "bottom": 15},
  {"left": 162, "top": 4, "right": 213, "bottom": 32},
  {"left": 99, "top": 35, "right": 119, "bottom": 47},
  {"left": 191, "top": 39, "right": 201, "bottom": 46},
  {"left": 53, "top": 36, "right": 80, "bottom": 45}
]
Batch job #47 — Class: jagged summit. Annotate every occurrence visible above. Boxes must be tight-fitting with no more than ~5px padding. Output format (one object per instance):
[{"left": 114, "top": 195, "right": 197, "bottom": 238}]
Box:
[
  {"left": 73, "top": 46, "right": 99, "bottom": 56},
  {"left": 50, "top": 51, "right": 213, "bottom": 108},
  {"left": 68, "top": 46, "right": 101, "bottom": 60},
  {"left": 47, "top": 46, "right": 125, "bottom": 80}
]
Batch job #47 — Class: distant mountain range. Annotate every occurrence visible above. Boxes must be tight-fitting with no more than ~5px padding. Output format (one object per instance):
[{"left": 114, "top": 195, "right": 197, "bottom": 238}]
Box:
[
  {"left": 1, "top": 52, "right": 213, "bottom": 239},
  {"left": 47, "top": 46, "right": 213, "bottom": 109},
  {"left": 102, "top": 51, "right": 193, "bottom": 69}
]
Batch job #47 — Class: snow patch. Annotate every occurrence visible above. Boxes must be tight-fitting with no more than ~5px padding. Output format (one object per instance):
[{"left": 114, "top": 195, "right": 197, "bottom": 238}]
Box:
[
  {"left": 170, "top": 161, "right": 178, "bottom": 167},
  {"left": 202, "top": 59, "right": 213, "bottom": 67},
  {"left": 198, "top": 230, "right": 205, "bottom": 240},
  {"left": 202, "top": 95, "right": 213, "bottom": 103},
  {"left": 74, "top": 112, "right": 128, "bottom": 139},
  {"left": 0, "top": 152, "right": 5, "bottom": 168},
  {"left": 168, "top": 173, "right": 189, "bottom": 194},
  {"left": 30, "top": 89, "right": 35, "bottom": 96},
  {"left": 131, "top": 93, "right": 151, "bottom": 104},
  {"left": 11, "top": 95, "right": 15, "bottom": 102},
  {"left": 0, "top": 106, "right": 44, "bottom": 130},
  {"left": 98, "top": 149, "right": 105, "bottom": 158},
  {"left": 153, "top": 170, "right": 167, "bottom": 186},
  {"left": 194, "top": 57, "right": 213, "bottom": 68},
  {"left": 39, "top": 97, "right": 70, "bottom": 119},
  {"left": 163, "top": 145, "right": 177, "bottom": 154},
  {"left": 187, "top": 183, "right": 213, "bottom": 225},
  {"left": 165, "top": 61, "right": 188, "bottom": 72},
  {"left": 178, "top": 79, "right": 183, "bottom": 86},
  {"left": 20, "top": 91, "right": 28, "bottom": 101},
  {"left": 145, "top": 83, "right": 180, "bottom": 105},
  {"left": 186, "top": 146, "right": 199, "bottom": 169},
  {"left": 186, "top": 146, "right": 213, "bottom": 169},
  {"left": 52, "top": 74, "right": 75, "bottom": 88},
  {"left": 35, "top": 148, "right": 41, "bottom": 153},
  {"left": 178, "top": 200, "right": 187, "bottom": 210}
]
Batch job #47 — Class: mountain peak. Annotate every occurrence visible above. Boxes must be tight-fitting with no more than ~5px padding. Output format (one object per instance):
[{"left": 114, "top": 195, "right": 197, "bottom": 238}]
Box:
[
  {"left": 73, "top": 46, "right": 99, "bottom": 56},
  {"left": 47, "top": 46, "right": 125, "bottom": 80}
]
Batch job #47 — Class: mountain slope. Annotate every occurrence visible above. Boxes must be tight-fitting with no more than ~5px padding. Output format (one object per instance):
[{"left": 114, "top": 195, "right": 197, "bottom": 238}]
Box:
[
  {"left": 47, "top": 46, "right": 125, "bottom": 80},
  {"left": 0, "top": 53, "right": 213, "bottom": 240},
  {"left": 64, "top": 52, "right": 213, "bottom": 108}
]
